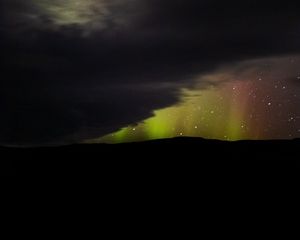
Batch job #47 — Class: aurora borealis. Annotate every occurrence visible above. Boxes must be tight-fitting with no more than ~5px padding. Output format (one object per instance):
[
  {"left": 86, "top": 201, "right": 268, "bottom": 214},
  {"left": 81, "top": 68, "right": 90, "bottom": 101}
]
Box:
[
  {"left": 1, "top": 0, "right": 300, "bottom": 146},
  {"left": 95, "top": 56, "right": 300, "bottom": 143}
]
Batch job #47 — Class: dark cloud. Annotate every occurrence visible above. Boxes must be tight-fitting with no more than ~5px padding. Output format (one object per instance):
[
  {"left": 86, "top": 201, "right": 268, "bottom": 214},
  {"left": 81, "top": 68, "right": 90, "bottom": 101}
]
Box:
[{"left": 1, "top": 0, "right": 300, "bottom": 145}]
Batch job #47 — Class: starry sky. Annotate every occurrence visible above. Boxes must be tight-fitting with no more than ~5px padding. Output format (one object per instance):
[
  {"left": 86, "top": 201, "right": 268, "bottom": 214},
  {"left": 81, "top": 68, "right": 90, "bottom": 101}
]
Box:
[{"left": 0, "top": 0, "right": 299, "bottom": 146}]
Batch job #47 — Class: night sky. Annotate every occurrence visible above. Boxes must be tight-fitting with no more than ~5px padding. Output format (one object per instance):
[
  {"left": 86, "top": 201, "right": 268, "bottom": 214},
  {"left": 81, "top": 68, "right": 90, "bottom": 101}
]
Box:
[{"left": 0, "top": 0, "right": 299, "bottom": 146}]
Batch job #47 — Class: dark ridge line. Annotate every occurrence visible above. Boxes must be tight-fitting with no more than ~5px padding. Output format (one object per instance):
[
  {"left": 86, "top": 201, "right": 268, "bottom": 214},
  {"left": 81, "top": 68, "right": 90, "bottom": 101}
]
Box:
[{"left": 0, "top": 137, "right": 299, "bottom": 150}]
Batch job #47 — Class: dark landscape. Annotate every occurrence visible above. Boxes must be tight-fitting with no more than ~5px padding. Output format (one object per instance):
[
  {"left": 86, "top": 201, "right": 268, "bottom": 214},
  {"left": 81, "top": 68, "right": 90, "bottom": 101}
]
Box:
[{"left": 1, "top": 137, "right": 299, "bottom": 176}]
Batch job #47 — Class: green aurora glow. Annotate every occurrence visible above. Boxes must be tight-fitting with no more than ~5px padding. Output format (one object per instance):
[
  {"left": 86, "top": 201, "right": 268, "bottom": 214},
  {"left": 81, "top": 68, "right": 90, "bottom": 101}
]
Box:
[{"left": 88, "top": 56, "right": 300, "bottom": 143}]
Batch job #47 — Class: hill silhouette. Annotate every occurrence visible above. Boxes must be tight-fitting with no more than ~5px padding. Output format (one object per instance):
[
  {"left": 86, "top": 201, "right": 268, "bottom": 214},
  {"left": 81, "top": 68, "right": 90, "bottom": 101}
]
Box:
[{"left": 1, "top": 137, "right": 299, "bottom": 176}]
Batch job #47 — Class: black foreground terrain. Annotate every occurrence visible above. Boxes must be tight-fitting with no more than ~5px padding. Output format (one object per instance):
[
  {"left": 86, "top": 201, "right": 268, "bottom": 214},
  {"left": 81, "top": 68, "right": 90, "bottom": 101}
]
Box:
[{"left": 1, "top": 137, "right": 299, "bottom": 176}]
